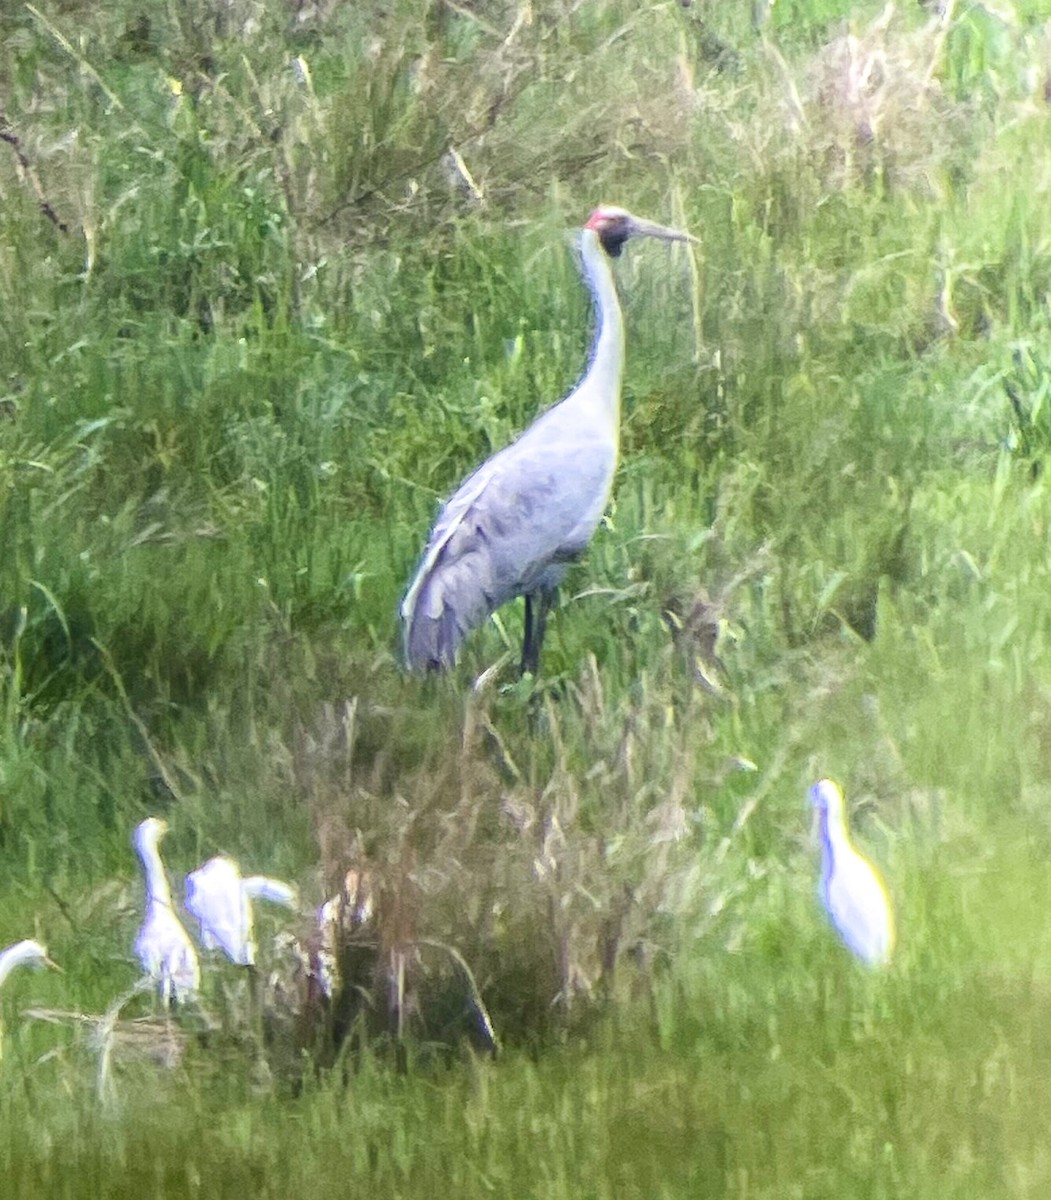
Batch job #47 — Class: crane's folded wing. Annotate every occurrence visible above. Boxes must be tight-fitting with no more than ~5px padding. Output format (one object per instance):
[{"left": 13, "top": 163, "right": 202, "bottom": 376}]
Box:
[{"left": 402, "top": 436, "right": 614, "bottom": 668}]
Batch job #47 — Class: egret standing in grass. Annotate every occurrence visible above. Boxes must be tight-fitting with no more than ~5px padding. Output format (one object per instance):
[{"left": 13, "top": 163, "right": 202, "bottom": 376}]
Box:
[
  {"left": 185, "top": 855, "right": 297, "bottom": 968},
  {"left": 0, "top": 939, "right": 60, "bottom": 1060},
  {"left": 810, "top": 779, "right": 895, "bottom": 966},
  {"left": 401, "top": 205, "right": 695, "bottom": 675},
  {"left": 133, "top": 818, "right": 200, "bottom": 1005},
  {"left": 0, "top": 940, "right": 58, "bottom": 989}
]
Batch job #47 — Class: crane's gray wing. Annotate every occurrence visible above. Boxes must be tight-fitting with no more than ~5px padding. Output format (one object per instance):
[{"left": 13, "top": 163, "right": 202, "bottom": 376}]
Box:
[{"left": 401, "top": 433, "right": 614, "bottom": 670}]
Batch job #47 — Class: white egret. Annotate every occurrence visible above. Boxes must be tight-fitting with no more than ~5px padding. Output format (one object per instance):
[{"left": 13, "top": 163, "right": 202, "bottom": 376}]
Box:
[
  {"left": 809, "top": 778, "right": 895, "bottom": 966},
  {"left": 0, "top": 939, "right": 60, "bottom": 1061},
  {"left": 133, "top": 818, "right": 200, "bottom": 1005},
  {"left": 401, "top": 205, "right": 695, "bottom": 675},
  {"left": 184, "top": 855, "right": 297, "bottom": 967},
  {"left": 242, "top": 876, "right": 297, "bottom": 909},
  {"left": 0, "top": 940, "right": 58, "bottom": 989}
]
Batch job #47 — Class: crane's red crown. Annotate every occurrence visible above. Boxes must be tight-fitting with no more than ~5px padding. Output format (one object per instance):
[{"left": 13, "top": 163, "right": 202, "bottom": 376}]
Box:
[
  {"left": 584, "top": 205, "right": 631, "bottom": 229},
  {"left": 583, "top": 206, "right": 693, "bottom": 258},
  {"left": 584, "top": 206, "right": 634, "bottom": 257}
]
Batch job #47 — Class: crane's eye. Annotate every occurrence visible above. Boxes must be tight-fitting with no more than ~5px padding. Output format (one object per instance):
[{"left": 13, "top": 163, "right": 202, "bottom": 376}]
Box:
[{"left": 596, "top": 218, "right": 630, "bottom": 258}]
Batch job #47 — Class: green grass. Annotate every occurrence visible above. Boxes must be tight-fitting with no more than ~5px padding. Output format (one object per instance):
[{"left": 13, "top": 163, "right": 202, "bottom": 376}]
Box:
[{"left": 3, "top": 0, "right": 1051, "bottom": 1193}]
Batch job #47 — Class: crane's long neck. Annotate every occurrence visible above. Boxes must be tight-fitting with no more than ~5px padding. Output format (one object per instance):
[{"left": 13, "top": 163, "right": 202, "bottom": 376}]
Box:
[
  {"left": 0, "top": 942, "right": 42, "bottom": 989},
  {"left": 139, "top": 839, "right": 174, "bottom": 909},
  {"left": 579, "top": 229, "right": 624, "bottom": 424}
]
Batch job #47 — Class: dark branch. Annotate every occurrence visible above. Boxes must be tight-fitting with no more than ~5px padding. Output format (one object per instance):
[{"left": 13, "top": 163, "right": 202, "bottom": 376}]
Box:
[{"left": 0, "top": 118, "right": 71, "bottom": 233}]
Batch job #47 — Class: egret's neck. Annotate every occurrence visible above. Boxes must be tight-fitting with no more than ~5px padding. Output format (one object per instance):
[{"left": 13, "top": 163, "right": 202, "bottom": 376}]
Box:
[
  {"left": 579, "top": 229, "right": 624, "bottom": 423},
  {"left": 139, "top": 840, "right": 173, "bottom": 908},
  {"left": 0, "top": 943, "right": 41, "bottom": 989},
  {"left": 818, "top": 807, "right": 850, "bottom": 876}
]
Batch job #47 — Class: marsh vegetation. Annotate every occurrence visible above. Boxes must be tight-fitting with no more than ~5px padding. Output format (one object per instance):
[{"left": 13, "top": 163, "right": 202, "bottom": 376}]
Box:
[{"left": 2, "top": 0, "right": 1051, "bottom": 1194}]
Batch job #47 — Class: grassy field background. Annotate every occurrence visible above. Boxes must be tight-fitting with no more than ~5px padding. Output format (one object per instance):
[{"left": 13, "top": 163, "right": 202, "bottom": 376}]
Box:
[{"left": 2, "top": 0, "right": 1051, "bottom": 1194}]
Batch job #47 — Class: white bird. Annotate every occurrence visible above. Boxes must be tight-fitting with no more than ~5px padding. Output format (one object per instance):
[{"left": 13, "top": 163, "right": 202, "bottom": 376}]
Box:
[
  {"left": 184, "top": 855, "right": 297, "bottom": 967},
  {"left": 133, "top": 818, "right": 200, "bottom": 1005},
  {"left": 809, "top": 779, "right": 895, "bottom": 966},
  {"left": 0, "top": 936, "right": 57, "bottom": 984},
  {"left": 401, "top": 205, "right": 695, "bottom": 675},
  {"left": 242, "top": 875, "right": 298, "bottom": 908},
  {"left": 0, "top": 939, "right": 58, "bottom": 989},
  {"left": 0, "top": 940, "right": 60, "bottom": 1060}
]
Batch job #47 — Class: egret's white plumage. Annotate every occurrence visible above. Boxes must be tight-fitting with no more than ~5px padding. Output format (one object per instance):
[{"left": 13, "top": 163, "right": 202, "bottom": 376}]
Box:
[
  {"left": 810, "top": 779, "right": 895, "bottom": 966},
  {"left": 242, "top": 876, "right": 298, "bottom": 909},
  {"left": 133, "top": 818, "right": 200, "bottom": 1005},
  {"left": 401, "top": 206, "right": 695, "bottom": 675},
  {"left": 184, "top": 856, "right": 246, "bottom": 963},
  {"left": 0, "top": 940, "right": 58, "bottom": 988},
  {"left": 0, "top": 939, "right": 59, "bottom": 1060},
  {"left": 184, "top": 855, "right": 297, "bottom": 967}
]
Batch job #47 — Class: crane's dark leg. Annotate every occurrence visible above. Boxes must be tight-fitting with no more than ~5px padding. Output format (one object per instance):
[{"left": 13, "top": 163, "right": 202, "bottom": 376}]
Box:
[
  {"left": 520, "top": 590, "right": 553, "bottom": 676},
  {"left": 521, "top": 594, "right": 537, "bottom": 676}
]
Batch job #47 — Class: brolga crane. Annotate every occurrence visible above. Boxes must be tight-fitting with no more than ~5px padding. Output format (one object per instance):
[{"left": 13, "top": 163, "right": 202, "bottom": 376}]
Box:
[
  {"left": 810, "top": 779, "right": 895, "bottom": 967},
  {"left": 400, "top": 205, "right": 694, "bottom": 675}
]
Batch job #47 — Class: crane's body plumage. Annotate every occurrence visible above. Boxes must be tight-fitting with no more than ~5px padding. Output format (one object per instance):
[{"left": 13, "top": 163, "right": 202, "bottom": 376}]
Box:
[
  {"left": 133, "top": 818, "right": 201, "bottom": 1005},
  {"left": 810, "top": 779, "right": 894, "bottom": 967},
  {"left": 401, "top": 207, "right": 691, "bottom": 674}
]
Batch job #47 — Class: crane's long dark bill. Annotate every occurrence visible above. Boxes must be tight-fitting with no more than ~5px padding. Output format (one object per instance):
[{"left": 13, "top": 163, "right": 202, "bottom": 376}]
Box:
[{"left": 631, "top": 216, "right": 698, "bottom": 244}]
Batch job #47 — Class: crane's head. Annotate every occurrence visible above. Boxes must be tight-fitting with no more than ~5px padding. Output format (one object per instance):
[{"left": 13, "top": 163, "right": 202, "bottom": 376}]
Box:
[{"left": 584, "top": 205, "right": 696, "bottom": 258}]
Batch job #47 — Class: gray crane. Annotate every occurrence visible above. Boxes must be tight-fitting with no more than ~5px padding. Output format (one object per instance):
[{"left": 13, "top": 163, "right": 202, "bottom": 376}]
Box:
[{"left": 400, "top": 206, "right": 694, "bottom": 676}]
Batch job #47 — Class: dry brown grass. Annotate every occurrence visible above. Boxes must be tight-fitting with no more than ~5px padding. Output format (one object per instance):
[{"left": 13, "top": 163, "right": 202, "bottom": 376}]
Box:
[{"left": 279, "top": 668, "right": 731, "bottom": 1052}]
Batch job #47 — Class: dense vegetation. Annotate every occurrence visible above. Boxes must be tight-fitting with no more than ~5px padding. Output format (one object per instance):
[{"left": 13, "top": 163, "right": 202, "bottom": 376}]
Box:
[{"left": 2, "top": 0, "right": 1051, "bottom": 1194}]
